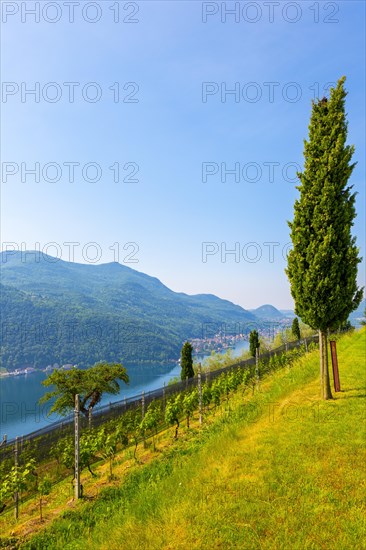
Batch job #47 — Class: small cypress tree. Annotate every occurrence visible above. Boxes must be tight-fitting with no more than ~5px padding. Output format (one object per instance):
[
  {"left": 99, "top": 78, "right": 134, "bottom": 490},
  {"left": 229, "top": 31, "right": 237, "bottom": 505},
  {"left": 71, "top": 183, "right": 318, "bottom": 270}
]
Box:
[
  {"left": 249, "top": 330, "right": 260, "bottom": 358},
  {"left": 180, "top": 342, "right": 194, "bottom": 381},
  {"left": 291, "top": 317, "right": 301, "bottom": 341},
  {"left": 286, "top": 76, "right": 363, "bottom": 400}
]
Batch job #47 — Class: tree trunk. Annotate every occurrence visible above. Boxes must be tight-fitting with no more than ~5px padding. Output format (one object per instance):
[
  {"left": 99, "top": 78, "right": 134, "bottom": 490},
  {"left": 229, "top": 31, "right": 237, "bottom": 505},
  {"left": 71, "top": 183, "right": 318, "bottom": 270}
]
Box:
[
  {"left": 87, "top": 464, "right": 96, "bottom": 477},
  {"left": 14, "top": 492, "right": 18, "bottom": 521},
  {"left": 319, "top": 330, "right": 333, "bottom": 400}
]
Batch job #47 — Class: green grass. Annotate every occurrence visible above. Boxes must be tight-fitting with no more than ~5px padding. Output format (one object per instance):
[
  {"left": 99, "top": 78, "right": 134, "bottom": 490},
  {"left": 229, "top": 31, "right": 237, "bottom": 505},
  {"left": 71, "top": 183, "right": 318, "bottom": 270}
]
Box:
[{"left": 16, "top": 330, "right": 366, "bottom": 549}]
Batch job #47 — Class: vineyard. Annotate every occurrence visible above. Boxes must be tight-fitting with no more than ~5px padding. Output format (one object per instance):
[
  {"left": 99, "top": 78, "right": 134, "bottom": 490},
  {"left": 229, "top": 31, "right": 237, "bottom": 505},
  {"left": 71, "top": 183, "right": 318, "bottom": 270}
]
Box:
[{"left": 0, "top": 338, "right": 317, "bottom": 528}]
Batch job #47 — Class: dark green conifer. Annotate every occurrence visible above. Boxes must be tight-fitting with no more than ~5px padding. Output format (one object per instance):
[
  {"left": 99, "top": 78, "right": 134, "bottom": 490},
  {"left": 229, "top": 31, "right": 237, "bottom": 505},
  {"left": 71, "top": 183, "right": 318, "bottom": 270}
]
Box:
[
  {"left": 249, "top": 330, "right": 260, "bottom": 358},
  {"left": 291, "top": 317, "right": 301, "bottom": 341},
  {"left": 180, "top": 341, "right": 194, "bottom": 381},
  {"left": 286, "top": 77, "right": 363, "bottom": 399}
]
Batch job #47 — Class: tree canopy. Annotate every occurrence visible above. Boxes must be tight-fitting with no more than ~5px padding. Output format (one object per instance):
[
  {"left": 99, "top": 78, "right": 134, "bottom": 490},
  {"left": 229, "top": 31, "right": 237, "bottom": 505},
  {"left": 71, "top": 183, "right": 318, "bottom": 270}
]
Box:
[{"left": 40, "top": 362, "right": 129, "bottom": 417}]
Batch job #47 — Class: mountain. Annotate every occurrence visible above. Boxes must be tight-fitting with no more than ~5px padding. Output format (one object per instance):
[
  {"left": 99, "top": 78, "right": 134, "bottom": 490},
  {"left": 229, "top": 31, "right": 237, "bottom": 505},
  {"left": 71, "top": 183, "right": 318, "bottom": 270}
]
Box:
[
  {"left": 279, "top": 309, "right": 296, "bottom": 319},
  {"left": 0, "top": 251, "right": 256, "bottom": 369},
  {"left": 250, "top": 304, "right": 286, "bottom": 321},
  {"left": 349, "top": 299, "right": 366, "bottom": 326}
]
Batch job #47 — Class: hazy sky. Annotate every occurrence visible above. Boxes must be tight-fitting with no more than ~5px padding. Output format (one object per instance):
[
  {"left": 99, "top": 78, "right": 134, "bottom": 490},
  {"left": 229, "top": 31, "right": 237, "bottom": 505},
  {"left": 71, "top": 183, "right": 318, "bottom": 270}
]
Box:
[{"left": 1, "top": 1, "right": 365, "bottom": 309}]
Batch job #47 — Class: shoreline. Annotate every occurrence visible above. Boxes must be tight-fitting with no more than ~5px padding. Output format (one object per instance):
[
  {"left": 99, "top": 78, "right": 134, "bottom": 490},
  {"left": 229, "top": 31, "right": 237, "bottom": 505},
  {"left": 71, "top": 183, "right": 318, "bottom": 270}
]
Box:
[{"left": 0, "top": 337, "right": 252, "bottom": 378}]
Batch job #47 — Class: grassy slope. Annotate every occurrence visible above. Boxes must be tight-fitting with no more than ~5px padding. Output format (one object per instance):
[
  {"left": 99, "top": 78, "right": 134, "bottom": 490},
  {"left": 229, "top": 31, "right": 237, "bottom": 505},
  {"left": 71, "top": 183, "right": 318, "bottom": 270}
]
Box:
[{"left": 20, "top": 330, "right": 366, "bottom": 549}]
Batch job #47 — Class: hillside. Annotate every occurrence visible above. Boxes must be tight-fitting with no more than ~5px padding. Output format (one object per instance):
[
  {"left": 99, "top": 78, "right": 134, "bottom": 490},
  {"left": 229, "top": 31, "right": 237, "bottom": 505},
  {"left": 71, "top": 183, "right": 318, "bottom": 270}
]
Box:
[
  {"left": 8, "top": 329, "right": 365, "bottom": 549},
  {"left": 0, "top": 251, "right": 256, "bottom": 369}
]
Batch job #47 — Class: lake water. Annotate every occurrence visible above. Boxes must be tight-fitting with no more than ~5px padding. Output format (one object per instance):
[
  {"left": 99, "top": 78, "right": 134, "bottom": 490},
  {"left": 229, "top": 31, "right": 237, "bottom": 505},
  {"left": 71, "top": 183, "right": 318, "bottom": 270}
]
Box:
[{"left": 0, "top": 340, "right": 249, "bottom": 440}]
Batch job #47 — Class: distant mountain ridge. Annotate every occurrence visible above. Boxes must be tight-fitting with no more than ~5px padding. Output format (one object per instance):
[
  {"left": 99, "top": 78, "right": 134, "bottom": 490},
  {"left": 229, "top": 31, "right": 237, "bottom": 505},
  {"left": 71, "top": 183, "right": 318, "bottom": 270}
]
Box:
[
  {"left": 349, "top": 299, "right": 366, "bottom": 325},
  {"left": 249, "top": 304, "right": 285, "bottom": 320},
  {"left": 279, "top": 309, "right": 296, "bottom": 319},
  {"left": 1, "top": 251, "right": 260, "bottom": 369}
]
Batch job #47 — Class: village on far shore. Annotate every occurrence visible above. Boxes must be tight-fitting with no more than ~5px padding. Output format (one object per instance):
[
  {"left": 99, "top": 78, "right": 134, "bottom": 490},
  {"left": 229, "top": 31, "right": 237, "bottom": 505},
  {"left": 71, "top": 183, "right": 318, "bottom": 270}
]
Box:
[
  {"left": 0, "top": 363, "right": 76, "bottom": 378},
  {"left": 0, "top": 321, "right": 291, "bottom": 378}
]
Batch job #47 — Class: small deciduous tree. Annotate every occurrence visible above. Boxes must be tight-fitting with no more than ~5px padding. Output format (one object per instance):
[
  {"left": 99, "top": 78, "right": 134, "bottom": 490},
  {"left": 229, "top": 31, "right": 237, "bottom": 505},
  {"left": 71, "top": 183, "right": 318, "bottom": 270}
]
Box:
[
  {"left": 202, "top": 383, "right": 212, "bottom": 410},
  {"left": 51, "top": 432, "right": 98, "bottom": 489},
  {"left": 0, "top": 459, "right": 36, "bottom": 519},
  {"left": 121, "top": 409, "right": 142, "bottom": 461},
  {"left": 165, "top": 395, "right": 182, "bottom": 439},
  {"left": 97, "top": 428, "right": 119, "bottom": 480},
  {"left": 140, "top": 401, "right": 162, "bottom": 451},
  {"left": 38, "top": 477, "right": 52, "bottom": 522},
  {"left": 182, "top": 389, "right": 199, "bottom": 429},
  {"left": 211, "top": 379, "right": 222, "bottom": 409},
  {"left": 339, "top": 320, "right": 354, "bottom": 332},
  {"left": 180, "top": 342, "right": 194, "bottom": 381},
  {"left": 51, "top": 438, "right": 74, "bottom": 476},
  {"left": 80, "top": 431, "right": 99, "bottom": 477}
]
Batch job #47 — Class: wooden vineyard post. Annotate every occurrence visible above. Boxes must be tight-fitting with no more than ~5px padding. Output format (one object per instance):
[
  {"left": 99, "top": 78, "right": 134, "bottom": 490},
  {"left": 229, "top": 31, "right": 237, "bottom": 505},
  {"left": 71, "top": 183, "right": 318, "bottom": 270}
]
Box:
[
  {"left": 330, "top": 340, "right": 341, "bottom": 392},
  {"left": 14, "top": 436, "right": 19, "bottom": 520},
  {"left": 141, "top": 391, "right": 146, "bottom": 448},
  {"left": 198, "top": 363, "right": 202, "bottom": 425},
  {"left": 141, "top": 391, "right": 145, "bottom": 419},
  {"left": 255, "top": 348, "right": 260, "bottom": 390},
  {"left": 74, "top": 394, "right": 81, "bottom": 500}
]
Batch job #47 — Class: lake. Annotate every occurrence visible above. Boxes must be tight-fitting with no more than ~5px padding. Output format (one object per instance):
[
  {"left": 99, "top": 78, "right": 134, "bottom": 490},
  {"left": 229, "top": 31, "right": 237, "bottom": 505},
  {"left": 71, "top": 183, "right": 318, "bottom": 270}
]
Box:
[{"left": 0, "top": 340, "right": 249, "bottom": 440}]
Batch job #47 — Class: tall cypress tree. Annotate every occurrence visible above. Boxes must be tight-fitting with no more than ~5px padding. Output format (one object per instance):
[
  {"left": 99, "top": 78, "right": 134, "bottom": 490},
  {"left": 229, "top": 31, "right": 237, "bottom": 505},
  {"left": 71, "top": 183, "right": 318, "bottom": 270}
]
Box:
[
  {"left": 180, "top": 341, "right": 194, "bottom": 381},
  {"left": 286, "top": 76, "right": 363, "bottom": 400}
]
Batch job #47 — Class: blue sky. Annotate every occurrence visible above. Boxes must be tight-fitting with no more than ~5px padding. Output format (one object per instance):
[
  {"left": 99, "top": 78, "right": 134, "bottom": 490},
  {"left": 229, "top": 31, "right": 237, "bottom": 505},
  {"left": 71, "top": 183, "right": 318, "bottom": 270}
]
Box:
[{"left": 1, "top": 0, "right": 365, "bottom": 309}]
